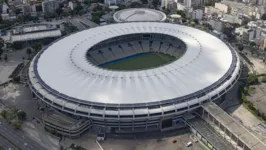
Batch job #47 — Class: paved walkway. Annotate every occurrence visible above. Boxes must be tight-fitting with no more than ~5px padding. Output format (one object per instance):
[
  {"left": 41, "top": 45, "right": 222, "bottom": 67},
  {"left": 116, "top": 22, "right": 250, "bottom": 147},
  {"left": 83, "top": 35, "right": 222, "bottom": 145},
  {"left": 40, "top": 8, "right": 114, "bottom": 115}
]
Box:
[{"left": 189, "top": 118, "right": 234, "bottom": 150}]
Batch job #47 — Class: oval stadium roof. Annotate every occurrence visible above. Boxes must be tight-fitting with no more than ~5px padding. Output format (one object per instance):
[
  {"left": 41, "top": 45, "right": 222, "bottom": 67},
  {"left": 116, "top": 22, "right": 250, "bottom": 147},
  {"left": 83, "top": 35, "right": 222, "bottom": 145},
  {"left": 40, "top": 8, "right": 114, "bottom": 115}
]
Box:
[{"left": 34, "top": 22, "right": 235, "bottom": 105}]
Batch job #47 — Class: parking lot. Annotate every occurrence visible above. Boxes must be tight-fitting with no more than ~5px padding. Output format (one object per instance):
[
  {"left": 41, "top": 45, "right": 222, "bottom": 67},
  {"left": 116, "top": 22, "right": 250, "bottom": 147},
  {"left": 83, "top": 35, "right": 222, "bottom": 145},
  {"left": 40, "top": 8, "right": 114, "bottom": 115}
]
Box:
[{"left": 99, "top": 128, "right": 205, "bottom": 150}]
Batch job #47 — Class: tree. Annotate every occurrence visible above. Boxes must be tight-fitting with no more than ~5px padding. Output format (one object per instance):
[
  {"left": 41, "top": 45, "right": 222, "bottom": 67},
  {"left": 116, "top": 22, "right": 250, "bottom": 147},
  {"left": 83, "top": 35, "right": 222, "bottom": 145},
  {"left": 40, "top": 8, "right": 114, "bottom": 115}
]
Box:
[
  {"left": 248, "top": 74, "right": 259, "bottom": 85},
  {"left": 12, "top": 120, "right": 22, "bottom": 129},
  {"left": 152, "top": 0, "right": 160, "bottom": 8},
  {"left": 84, "top": 0, "right": 90, "bottom": 5},
  {"left": 4, "top": 54, "right": 7, "bottom": 61},
  {"left": 262, "top": 14, "right": 266, "bottom": 20},
  {"left": 129, "top": 2, "right": 141, "bottom": 8},
  {"left": 17, "top": 110, "right": 26, "bottom": 121},
  {"left": 140, "top": 0, "right": 148, "bottom": 4},
  {"left": 31, "top": 43, "right": 42, "bottom": 51},
  {"left": 11, "top": 42, "right": 23, "bottom": 49},
  {"left": 117, "top": 4, "right": 126, "bottom": 11},
  {"left": 74, "top": 4, "right": 84, "bottom": 14},
  {"left": 152, "top": 0, "right": 160, "bottom": 7},
  {"left": 13, "top": 76, "right": 20, "bottom": 83},
  {"left": 0, "top": 110, "right": 7, "bottom": 118},
  {"left": 261, "top": 76, "right": 266, "bottom": 83},
  {"left": 26, "top": 48, "right": 32, "bottom": 56},
  {"left": 174, "top": 10, "right": 186, "bottom": 19},
  {"left": 0, "top": 38, "right": 4, "bottom": 57},
  {"left": 238, "top": 45, "right": 244, "bottom": 51},
  {"left": 193, "top": 19, "right": 199, "bottom": 24},
  {"left": 56, "top": 8, "right": 63, "bottom": 16},
  {"left": 250, "top": 42, "right": 256, "bottom": 47}
]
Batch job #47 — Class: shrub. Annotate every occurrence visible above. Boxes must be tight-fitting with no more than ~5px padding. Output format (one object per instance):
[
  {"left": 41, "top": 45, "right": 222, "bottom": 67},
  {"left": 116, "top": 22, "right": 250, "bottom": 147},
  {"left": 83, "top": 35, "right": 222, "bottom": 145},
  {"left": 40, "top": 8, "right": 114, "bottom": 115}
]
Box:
[
  {"left": 262, "top": 76, "right": 266, "bottom": 83},
  {"left": 248, "top": 74, "right": 259, "bottom": 85}
]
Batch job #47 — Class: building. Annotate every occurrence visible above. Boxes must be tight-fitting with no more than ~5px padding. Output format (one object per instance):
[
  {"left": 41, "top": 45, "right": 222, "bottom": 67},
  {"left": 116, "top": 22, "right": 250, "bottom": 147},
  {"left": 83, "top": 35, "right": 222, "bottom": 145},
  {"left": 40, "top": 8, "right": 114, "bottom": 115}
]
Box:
[
  {"left": 1, "top": 2, "right": 9, "bottom": 14},
  {"left": 69, "top": 1, "right": 77, "bottom": 10},
  {"left": 43, "top": 109, "right": 91, "bottom": 138},
  {"left": 2, "top": 24, "right": 62, "bottom": 43},
  {"left": 192, "top": 9, "right": 203, "bottom": 20},
  {"left": 42, "top": 0, "right": 60, "bottom": 14},
  {"left": 113, "top": 8, "right": 167, "bottom": 22},
  {"left": 209, "top": 19, "right": 224, "bottom": 32},
  {"left": 184, "top": 0, "right": 191, "bottom": 8},
  {"left": 204, "top": 6, "right": 221, "bottom": 15},
  {"left": 104, "top": 0, "right": 122, "bottom": 5},
  {"left": 22, "top": 4, "right": 31, "bottom": 15},
  {"left": 28, "top": 22, "right": 240, "bottom": 133},
  {"left": 214, "top": 2, "right": 228, "bottom": 13},
  {"left": 161, "top": 0, "right": 177, "bottom": 9},
  {"left": 221, "top": 14, "right": 243, "bottom": 25}
]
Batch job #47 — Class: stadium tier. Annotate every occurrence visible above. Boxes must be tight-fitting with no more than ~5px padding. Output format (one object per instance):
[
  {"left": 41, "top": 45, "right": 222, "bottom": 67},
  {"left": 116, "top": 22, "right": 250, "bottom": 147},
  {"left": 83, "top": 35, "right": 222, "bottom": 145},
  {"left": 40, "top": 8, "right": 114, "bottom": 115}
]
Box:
[{"left": 28, "top": 22, "right": 241, "bottom": 132}]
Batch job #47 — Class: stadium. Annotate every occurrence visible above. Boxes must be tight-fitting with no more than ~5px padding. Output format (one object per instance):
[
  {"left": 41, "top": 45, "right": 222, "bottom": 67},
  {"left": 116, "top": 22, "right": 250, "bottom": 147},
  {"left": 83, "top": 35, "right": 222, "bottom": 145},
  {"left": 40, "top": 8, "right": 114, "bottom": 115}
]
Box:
[
  {"left": 113, "top": 8, "right": 167, "bottom": 22},
  {"left": 28, "top": 22, "right": 241, "bottom": 133}
]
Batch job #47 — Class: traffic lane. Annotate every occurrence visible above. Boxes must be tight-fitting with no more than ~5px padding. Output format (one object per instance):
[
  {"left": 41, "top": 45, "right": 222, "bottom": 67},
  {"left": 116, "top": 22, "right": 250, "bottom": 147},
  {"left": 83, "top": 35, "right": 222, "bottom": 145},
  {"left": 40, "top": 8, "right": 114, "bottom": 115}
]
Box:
[
  {"left": 0, "top": 124, "right": 44, "bottom": 150},
  {"left": 0, "top": 135, "right": 19, "bottom": 150},
  {"left": 0, "top": 119, "right": 46, "bottom": 150}
]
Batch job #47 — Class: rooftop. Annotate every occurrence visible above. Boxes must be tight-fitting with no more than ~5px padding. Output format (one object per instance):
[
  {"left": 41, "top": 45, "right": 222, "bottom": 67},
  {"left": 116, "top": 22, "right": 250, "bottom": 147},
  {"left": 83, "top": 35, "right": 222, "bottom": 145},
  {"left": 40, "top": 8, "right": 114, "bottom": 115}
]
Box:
[{"left": 113, "top": 8, "right": 167, "bottom": 22}]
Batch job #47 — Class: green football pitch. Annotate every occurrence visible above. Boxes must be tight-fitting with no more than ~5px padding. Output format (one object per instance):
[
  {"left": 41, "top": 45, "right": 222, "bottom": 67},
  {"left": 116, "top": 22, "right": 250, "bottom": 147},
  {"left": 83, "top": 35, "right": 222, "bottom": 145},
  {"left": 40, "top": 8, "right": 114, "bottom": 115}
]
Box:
[{"left": 101, "top": 52, "right": 176, "bottom": 70}]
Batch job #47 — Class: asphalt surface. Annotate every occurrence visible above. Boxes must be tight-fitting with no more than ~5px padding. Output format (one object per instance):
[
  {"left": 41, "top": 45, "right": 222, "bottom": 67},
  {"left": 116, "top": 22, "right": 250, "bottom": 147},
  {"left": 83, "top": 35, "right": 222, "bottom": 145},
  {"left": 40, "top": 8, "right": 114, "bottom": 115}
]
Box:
[
  {"left": 0, "top": 134, "right": 19, "bottom": 150},
  {"left": 0, "top": 119, "right": 46, "bottom": 150}
]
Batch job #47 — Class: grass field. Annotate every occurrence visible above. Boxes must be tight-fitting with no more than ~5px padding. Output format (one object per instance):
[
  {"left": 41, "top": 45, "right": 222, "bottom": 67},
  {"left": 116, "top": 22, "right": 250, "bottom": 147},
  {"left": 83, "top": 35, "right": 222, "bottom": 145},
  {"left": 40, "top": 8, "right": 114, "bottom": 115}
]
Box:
[{"left": 101, "top": 52, "right": 176, "bottom": 70}]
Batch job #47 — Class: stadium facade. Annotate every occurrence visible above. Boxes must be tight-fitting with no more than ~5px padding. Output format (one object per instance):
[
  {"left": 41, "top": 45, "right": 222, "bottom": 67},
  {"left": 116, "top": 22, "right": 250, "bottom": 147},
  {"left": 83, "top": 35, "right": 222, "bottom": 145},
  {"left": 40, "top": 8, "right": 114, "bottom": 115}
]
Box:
[
  {"left": 28, "top": 22, "right": 241, "bottom": 133},
  {"left": 113, "top": 8, "right": 167, "bottom": 22}
]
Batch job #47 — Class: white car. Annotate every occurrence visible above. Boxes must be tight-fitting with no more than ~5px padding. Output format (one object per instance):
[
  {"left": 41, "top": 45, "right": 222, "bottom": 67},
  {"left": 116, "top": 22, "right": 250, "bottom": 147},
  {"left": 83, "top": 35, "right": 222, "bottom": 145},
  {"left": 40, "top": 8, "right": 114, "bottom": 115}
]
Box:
[{"left": 186, "top": 141, "right": 192, "bottom": 147}]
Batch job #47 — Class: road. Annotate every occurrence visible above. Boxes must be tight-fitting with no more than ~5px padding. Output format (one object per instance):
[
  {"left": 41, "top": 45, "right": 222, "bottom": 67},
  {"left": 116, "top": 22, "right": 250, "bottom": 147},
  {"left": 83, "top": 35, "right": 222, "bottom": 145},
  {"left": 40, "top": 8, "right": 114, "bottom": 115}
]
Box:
[
  {"left": 0, "top": 119, "right": 46, "bottom": 150},
  {"left": 0, "top": 133, "right": 19, "bottom": 150}
]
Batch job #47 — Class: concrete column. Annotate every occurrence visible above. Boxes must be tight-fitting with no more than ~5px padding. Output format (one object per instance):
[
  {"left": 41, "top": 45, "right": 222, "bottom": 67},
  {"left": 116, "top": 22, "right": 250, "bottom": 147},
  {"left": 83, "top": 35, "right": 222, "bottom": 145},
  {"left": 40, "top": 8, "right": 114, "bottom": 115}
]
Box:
[
  {"left": 202, "top": 108, "right": 205, "bottom": 118},
  {"left": 223, "top": 127, "right": 226, "bottom": 139}
]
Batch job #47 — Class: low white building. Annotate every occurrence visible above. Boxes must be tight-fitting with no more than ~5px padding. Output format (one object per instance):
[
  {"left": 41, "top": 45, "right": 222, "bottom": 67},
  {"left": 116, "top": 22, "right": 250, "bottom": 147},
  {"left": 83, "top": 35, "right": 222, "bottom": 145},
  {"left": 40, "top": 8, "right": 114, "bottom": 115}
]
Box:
[
  {"left": 69, "top": 1, "right": 77, "bottom": 10},
  {"left": 221, "top": 14, "right": 243, "bottom": 25},
  {"left": 192, "top": 9, "right": 203, "bottom": 20},
  {"left": 205, "top": 6, "right": 222, "bottom": 15},
  {"left": 214, "top": 3, "right": 228, "bottom": 13}
]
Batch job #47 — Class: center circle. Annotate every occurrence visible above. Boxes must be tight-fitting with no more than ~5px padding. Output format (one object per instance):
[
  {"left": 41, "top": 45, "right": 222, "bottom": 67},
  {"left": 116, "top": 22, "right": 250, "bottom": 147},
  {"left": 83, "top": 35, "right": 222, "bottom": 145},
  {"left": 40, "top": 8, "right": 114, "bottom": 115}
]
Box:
[{"left": 86, "top": 33, "right": 186, "bottom": 71}]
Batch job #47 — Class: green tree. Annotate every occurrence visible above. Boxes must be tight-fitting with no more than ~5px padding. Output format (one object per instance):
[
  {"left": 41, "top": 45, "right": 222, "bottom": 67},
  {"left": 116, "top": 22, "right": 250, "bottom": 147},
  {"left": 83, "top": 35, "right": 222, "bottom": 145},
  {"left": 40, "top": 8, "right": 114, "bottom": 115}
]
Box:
[
  {"left": 31, "top": 43, "right": 42, "bottom": 51},
  {"left": 238, "top": 45, "right": 244, "bottom": 51},
  {"left": 152, "top": 0, "right": 160, "bottom": 8},
  {"left": 12, "top": 120, "right": 22, "bottom": 129},
  {"left": 248, "top": 74, "right": 259, "bottom": 85},
  {"left": 0, "top": 110, "right": 7, "bottom": 118},
  {"left": 17, "top": 110, "right": 26, "bottom": 121},
  {"left": 0, "top": 38, "right": 4, "bottom": 57},
  {"left": 13, "top": 76, "right": 20, "bottom": 83},
  {"left": 174, "top": 10, "right": 186, "bottom": 19},
  {"left": 261, "top": 76, "right": 266, "bottom": 83},
  {"left": 117, "top": 4, "right": 126, "bottom": 11},
  {"left": 140, "top": 0, "right": 148, "bottom": 4},
  {"left": 11, "top": 42, "right": 23, "bottom": 49},
  {"left": 26, "top": 48, "right": 32, "bottom": 56},
  {"left": 55, "top": 8, "right": 63, "bottom": 16},
  {"left": 250, "top": 42, "right": 256, "bottom": 47},
  {"left": 84, "top": 0, "right": 90, "bottom": 5},
  {"left": 193, "top": 19, "right": 199, "bottom": 24},
  {"left": 4, "top": 54, "right": 7, "bottom": 61}
]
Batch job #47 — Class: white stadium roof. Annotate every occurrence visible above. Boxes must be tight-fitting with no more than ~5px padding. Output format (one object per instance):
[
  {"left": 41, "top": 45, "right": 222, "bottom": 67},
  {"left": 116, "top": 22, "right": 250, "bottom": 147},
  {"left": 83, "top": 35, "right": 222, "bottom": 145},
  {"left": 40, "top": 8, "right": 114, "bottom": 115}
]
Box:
[
  {"left": 33, "top": 22, "right": 236, "bottom": 105},
  {"left": 113, "top": 8, "right": 167, "bottom": 22}
]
